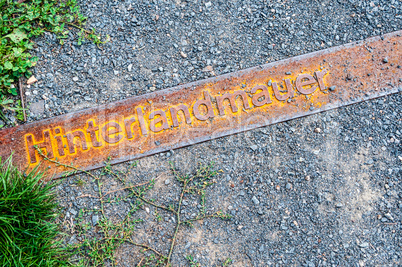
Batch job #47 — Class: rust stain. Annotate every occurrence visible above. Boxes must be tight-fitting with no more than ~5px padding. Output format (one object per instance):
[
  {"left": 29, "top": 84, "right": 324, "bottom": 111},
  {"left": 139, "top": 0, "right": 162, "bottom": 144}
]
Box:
[{"left": 0, "top": 31, "right": 401, "bottom": 178}]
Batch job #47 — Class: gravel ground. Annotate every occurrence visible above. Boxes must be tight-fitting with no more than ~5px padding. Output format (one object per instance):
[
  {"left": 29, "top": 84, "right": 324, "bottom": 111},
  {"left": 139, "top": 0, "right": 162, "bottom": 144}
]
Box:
[
  {"left": 6, "top": 0, "right": 402, "bottom": 266},
  {"left": 57, "top": 93, "right": 402, "bottom": 266}
]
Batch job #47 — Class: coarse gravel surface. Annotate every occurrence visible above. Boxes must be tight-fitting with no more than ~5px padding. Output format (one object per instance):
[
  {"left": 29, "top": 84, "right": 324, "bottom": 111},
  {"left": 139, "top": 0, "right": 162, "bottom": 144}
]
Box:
[
  {"left": 58, "top": 93, "right": 401, "bottom": 266},
  {"left": 4, "top": 0, "right": 402, "bottom": 266}
]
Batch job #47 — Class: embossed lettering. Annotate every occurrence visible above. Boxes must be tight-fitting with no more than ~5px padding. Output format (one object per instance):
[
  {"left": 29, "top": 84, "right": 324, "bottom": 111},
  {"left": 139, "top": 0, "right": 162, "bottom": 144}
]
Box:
[
  {"left": 86, "top": 120, "right": 102, "bottom": 147},
  {"left": 26, "top": 130, "right": 54, "bottom": 164},
  {"left": 102, "top": 122, "right": 124, "bottom": 144},
  {"left": 23, "top": 68, "right": 333, "bottom": 167},
  {"left": 193, "top": 91, "right": 215, "bottom": 121},
  {"left": 251, "top": 85, "right": 272, "bottom": 107},
  {"left": 272, "top": 79, "right": 294, "bottom": 101},
  {"left": 54, "top": 127, "right": 65, "bottom": 157},
  {"left": 296, "top": 74, "right": 317, "bottom": 95},
  {"left": 149, "top": 110, "right": 169, "bottom": 132},
  {"left": 124, "top": 116, "right": 137, "bottom": 139},
  {"left": 136, "top": 107, "right": 148, "bottom": 136},
  {"left": 315, "top": 70, "right": 328, "bottom": 90},
  {"left": 66, "top": 130, "right": 88, "bottom": 154},
  {"left": 170, "top": 104, "right": 192, "bottom": 127},
  {"left": 216, "top": 90, "right": 251, "bottom": 116}
]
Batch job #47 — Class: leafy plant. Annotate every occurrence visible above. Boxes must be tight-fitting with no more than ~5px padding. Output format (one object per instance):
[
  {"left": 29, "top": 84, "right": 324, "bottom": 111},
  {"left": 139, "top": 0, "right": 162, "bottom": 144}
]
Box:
[
  {"left": 0, "top": 156, "right": 70, "bottom": 266},
  {"left": 0, "top": 0, "right": 108, "bottom": 120},
  {"left": 186, "top": 255, "right": 200, "bottom": 267},
  {"left": 222, "top": 258, "right": 233, "bottom": 266},
  {"left": 74, "top": 177, "right": 85, "bottom": 187}
]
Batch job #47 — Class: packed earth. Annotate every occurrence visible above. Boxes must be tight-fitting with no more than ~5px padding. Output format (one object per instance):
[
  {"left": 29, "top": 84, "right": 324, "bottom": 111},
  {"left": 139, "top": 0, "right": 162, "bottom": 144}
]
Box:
[{"left": 3, "top": 0, "right": 402, "bottom": 266}]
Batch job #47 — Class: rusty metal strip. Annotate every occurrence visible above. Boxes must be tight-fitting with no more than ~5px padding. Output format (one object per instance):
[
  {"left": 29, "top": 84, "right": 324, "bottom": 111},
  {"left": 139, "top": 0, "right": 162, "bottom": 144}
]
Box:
[{"left": 0, "top": 31, "right": 401, "bottom": 178}]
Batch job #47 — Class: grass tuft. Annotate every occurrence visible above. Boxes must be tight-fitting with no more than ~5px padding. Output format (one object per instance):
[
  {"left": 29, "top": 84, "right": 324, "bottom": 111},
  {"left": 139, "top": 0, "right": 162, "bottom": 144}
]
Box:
[{"left": 0, "top": 156, "right": 69, "bottom": 266}]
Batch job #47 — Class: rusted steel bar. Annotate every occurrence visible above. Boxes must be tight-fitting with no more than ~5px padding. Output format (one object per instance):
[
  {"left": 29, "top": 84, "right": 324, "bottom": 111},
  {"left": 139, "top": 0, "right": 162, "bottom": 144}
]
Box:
[{"left": 0, "top": 31, "right": 401, "bottom": 178}]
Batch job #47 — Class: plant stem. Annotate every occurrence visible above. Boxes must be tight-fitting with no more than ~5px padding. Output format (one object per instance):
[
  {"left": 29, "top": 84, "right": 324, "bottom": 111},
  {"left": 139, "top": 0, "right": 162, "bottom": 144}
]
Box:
[
  {"left": 65, "top": 22, "right": 91, "bottom": 34},
  {"left": 18, "top": 78, "right": 26, "bottom": 122},
  {"left": 166, "top": 180, "right": 187, "bottom": 265},
  {"left": 181, "top": 213, "right": 222, "bottom": 225},
  {"left": 126, "top": 239, "right": 163, "bottom": 256},
  {"left": 101, "top": 181, "right": 151, "bottom": 200},
  {"left": 35, "top": 146, "right": 98, "bottom": 180},
  {"left": 132, "top": 191, "right": 174, "bottom": 213}
]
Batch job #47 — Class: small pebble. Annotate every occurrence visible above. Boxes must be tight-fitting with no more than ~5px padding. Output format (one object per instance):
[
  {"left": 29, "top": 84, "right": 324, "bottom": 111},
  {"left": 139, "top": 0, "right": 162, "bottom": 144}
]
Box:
[
  {"left": 92, "top": 215, "right": 99, "bottom": 226},
  {"left": 384, "top": 213, "right": 394, "bottom": 221},
  {"left": 180, "top": 51, "right": 187, "bottom": 58},
  {"left": 358, "top": 242, "right": 369, "bottom": 248},
  {"left": 251, "top": 196, "right": 260, "bottom": 205}
]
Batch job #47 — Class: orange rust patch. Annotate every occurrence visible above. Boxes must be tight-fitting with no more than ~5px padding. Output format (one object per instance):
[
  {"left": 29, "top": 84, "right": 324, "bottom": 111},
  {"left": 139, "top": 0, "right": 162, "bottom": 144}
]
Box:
[{"left": 0, "top": 31, "right": 401, "bottom": 178}]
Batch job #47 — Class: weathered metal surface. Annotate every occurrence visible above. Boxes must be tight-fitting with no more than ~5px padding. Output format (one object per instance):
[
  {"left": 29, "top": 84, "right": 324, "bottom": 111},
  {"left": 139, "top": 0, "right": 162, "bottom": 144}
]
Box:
[{"left": 0, "top": 31, "right": 401, "bottom": 178}]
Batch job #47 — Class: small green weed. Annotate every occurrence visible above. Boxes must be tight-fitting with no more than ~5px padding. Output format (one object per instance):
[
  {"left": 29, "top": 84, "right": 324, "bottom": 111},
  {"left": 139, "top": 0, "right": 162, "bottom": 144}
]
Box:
[
  {"left": 222, "top": 258, "right": 233, "bottom": 266},
  {"left": 186, "top": 255, "right": 200, "bottom": 267},
  {"left": 0, "top": 95, "right": 25, "bottom": 122},
  {"left": 74, "top": 177, "right": 85, "bottom": 187}
]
